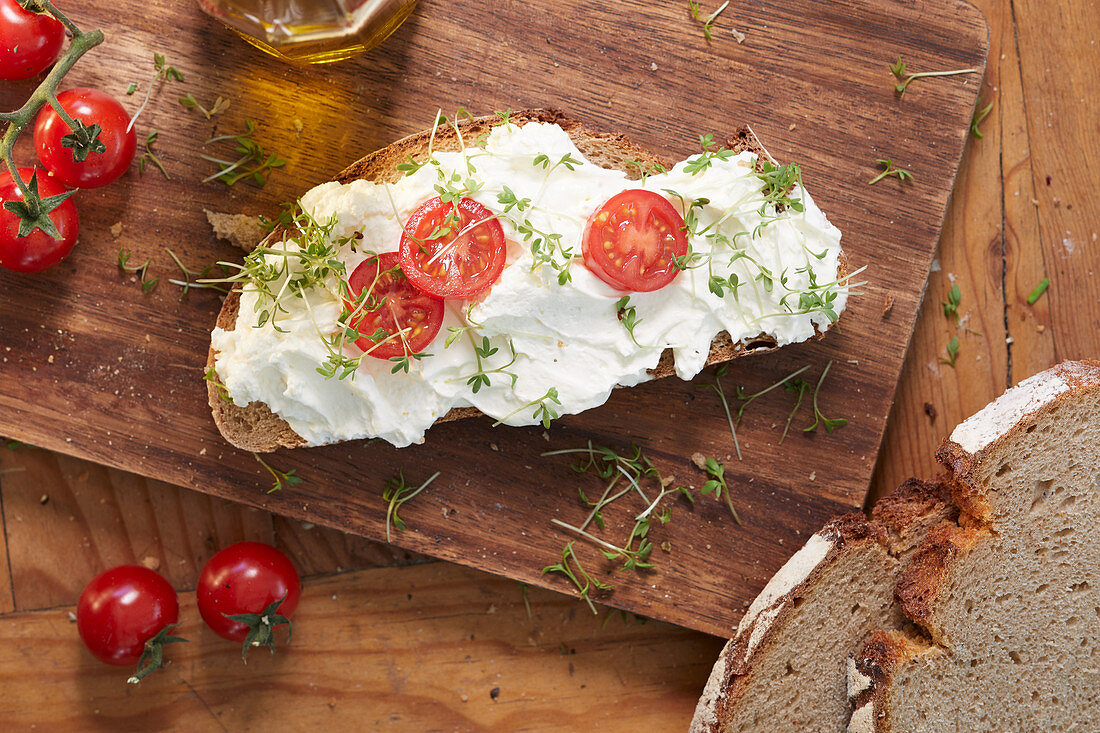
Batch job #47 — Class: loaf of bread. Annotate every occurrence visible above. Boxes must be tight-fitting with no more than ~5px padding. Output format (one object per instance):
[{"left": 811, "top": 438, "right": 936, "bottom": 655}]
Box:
[
  {"left": 690, "top": 479, "right": 956, "bottom": 733},
  {"left": 206, "top": 110, "right": 849, "bottom": 452},
  {"left": 692, "top": 360, "right": 1100, "bottom": 732},
  {"left": 848, "top": 360, "right": 1100, "bottom": 731}
]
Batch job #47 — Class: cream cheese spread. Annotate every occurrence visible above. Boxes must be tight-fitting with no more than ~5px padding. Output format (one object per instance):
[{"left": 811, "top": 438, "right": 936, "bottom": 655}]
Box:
[{"left": 211, "top": 120, "right": 849, "bottom": 447}]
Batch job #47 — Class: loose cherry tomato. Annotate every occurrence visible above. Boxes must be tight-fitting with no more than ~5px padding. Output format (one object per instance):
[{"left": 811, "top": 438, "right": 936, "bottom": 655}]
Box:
[
  {"left": 0, "top": 0, "right": 65, "bottom": 81},
  {"left": 77, "top": 565, "right": 179, "bottom": 666},
  {"left": 346, "top": 251, "right": 444, "bottom": 360},
  {"left": 34, "top": 88, "right": 137, "bottom": 189},
  {"left": 0, "top": 166, "right": 78, "bottom": 273},
  {"left": 399, "top": 196, "right": 507, "bottom": 298},
  {"left": 582, "top": 189, "right": 689, "bottom": 292},
  {"left": 197, "top": 542, "right": 301, "bottom": 658}
]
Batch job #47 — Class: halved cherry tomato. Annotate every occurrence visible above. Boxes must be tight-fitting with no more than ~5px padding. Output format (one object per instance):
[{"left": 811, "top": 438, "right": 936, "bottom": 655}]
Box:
[
  {"left": 346, "top": 251, "right": 444, "bottom": 359},
  {"left": 398, "top": 196, "right": 506, "bottom": 298},
  {"left": 0, "top": 0, "right": 65, "bottom": 81},
  {"left": 582, "top": 189, "right": 689, "bottom": 292},
  {"left": 0, "top": 166, "right": 78, "bottom": 273},
  {"left": 34, "top": 88, "right": 137, "bottom": 189}
]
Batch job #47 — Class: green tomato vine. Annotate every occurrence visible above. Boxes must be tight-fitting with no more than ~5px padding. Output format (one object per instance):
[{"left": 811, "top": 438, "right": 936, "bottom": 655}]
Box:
[{"left": 0, "top": 0, "right": 104, "bottom": 237}]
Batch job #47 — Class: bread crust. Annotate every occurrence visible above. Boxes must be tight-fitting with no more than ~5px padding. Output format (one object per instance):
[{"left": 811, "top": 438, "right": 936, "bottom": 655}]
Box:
[
  {"left": 847, "top": 360, "right": 1100, "bottom": 731},
  {"left": 207, "top": 110, "right": 848, "bottom": 451},
  {"left": 936, "top": 359, "right": 1100, "bottom": 523},
  {"left": 691, "top": 513, "right": 888, "bottom": 733}
]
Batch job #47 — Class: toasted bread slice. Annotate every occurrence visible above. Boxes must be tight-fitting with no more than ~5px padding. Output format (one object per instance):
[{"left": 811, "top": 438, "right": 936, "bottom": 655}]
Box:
[{"left": 207, "top": 110, "right": 848, "bottom": 452}]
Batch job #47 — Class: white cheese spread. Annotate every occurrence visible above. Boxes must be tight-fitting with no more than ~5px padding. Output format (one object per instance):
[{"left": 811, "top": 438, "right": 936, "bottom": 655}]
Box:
[{"left": 211, "top": 121, "right": 848, "bottom": 447}]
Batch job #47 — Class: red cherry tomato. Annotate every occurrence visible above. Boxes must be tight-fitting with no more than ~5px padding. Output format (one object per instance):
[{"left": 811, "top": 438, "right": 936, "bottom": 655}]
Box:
[
  {"left": 0, "top": 0, "right": 65, "bottom": 81},
  {"left": 399, "top": 196, "right": 507, "bottom": 298},
  {"left": 346, "top": 251, "right": 444, "bottom": 360},
  {"left": 34, "top": 88, "right": 137, "bottom": 189},
  {"left": 0, "top": 166, "right": 78, "bottom": 273},
  {"left": 582, "top": 189, "right": 689, "bottom": 292},
  {"left": 196, "top": 542, "right": 301, "bottom": 643},
  {"left": 77, "top": 566, "right": 179, "bottom": 666}
]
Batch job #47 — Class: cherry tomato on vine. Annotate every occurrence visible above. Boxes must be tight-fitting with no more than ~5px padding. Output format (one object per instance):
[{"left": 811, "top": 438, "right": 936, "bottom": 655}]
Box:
[
  {"left": 346, "top": 251, "right": 444, "bottom": 360},
  {"left": 399, "top": 196, "right": 507, "bottom": 298},
  {"left": 582, "top": 189, "right": 689, "bottom": 292},
  {"left": 0, "top": 0, "right": 65, "bottom": 81},
  {"left": 77, "top": 565, "right": 182, "bottom": 675},
  {"left": 0, "top": 166, "right": 78, "bottom": 273},
  {"left": 34, "top": 88, "right": 137, "bottom": 189},
  {"left": 197, "top": 542, "right": 301, "bottom": 658}
]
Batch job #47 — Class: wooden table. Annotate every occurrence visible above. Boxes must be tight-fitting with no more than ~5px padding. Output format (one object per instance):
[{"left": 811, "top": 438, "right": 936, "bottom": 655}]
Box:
[{"left": 0, "top": 0, "right": 1095, "bottom": 728}]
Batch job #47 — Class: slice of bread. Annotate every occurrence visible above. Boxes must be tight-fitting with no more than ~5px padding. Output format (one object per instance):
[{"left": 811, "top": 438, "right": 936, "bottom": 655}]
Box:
[
  {"left": 848, "top": 360, "right": 1100, "bottom": 731},
  {"left": 690, "top": 478, "right": 956, "bottom": 733},
  {"left": 206, "top": 109, "right": 848, "bottom": 452}
]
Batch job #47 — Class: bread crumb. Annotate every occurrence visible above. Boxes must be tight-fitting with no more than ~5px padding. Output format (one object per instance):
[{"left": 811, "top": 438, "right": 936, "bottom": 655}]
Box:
[
  {"left": 808, "top": 471, "right": 816, "bottom": 481},
  {"left": 691, "top": 452, "right": 707, "bottom": 470},
  {"left": 140, "top": 555, "right": 161, "bottom": 571},
  {"left": 110, "top": 222, "right": 123, "bottom": 239},
  {"left": 788, "top": 123, "right": 796, "bottom": 131},
  {"left": 649, "top": 62, "right": 658, "bottom": 71},
  {"left": 294, "top": 118, "right": 304, "bottom": 135},
  {"left": 731, "top": 28, "right": 746, "bottom": 43},
  {"left": 205, "top": 210, "right": 266, "bottom": 252},
  {"left": 881, "top": 294, "right": 894, "bottom": 318}
]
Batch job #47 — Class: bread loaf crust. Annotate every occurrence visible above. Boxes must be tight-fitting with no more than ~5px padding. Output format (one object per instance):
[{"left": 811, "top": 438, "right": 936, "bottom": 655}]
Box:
[{"left": 206, "top": 110, "right": 848, "bottom": 451}]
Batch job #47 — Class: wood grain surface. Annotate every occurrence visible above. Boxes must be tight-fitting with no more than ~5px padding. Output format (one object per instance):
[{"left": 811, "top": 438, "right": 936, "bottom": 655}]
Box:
[
  {"left": 0, "top": 0, "right": 1098, "bottom": 729},
  {"left": 0, "top": 0, "right": 988, "bottom": 637}
]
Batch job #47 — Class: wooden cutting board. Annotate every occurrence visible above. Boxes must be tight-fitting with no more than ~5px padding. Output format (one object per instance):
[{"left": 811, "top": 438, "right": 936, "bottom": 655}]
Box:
[{"left": 0, "top": 0, "right": 986, "bottom": 636}]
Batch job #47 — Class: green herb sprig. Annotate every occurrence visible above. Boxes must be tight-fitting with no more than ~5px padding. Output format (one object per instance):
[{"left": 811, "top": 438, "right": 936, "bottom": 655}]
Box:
[
  {"left": 253, "top": 453, "right": 302, "bottom": 494},
  {"left": 940, "top": 336, "right": 960, "bottom": 368},
  {"left": 699, "top": 456, "right": 740, "bottom": 524},
  {"left": 942, "top": 282, "right": 961, "bottom": 322},
  {"left": 179, "top": 93, "right": 230, "bottom": 120},
  {"left": 803, "top": 360, "right": 848, "bottom": 433},
  {"left": 868, "top": 158, "right": 913, "bottom": 185},
  {"left": 382, "top": 471, "right": 440, "bottom": 542},
  {"left": 614, "top": 296, "right": 643, "bottom": 347},
  {"left": 118, "top": 248, "right": 158, "bottom": 293},
  {"left": 201, "top": 120, "right": 286, "bottom": 187},
  {"left": 165, "top": 248, "right": 229, "bottom": 298},
  {"left": 138, "top": 129, "right": 169, "bottom": 179},
  {"left": 889, "top": 57, "right": 978, "bottom": 98},
  {"left": 127, "top": 53, "right": 183, "bottom": 131},
  {"left": 542, "top": 541, "right": 611, "bottom": 615},
  {"left": 689, "top": 0, "right": 730, "bottom": 41},
  {"left": 493, "top": 388, "right": 562, "bottom": 429}
]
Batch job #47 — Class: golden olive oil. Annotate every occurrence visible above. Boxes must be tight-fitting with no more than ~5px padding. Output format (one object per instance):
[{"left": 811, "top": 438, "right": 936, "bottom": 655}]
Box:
[{"left": 198, "top": 0, "right": 417, "bottom": 64}]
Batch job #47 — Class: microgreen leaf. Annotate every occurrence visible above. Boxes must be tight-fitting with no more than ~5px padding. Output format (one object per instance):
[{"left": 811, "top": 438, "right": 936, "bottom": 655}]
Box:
[
  {"left": 939, "top": 335, "right": 960, "bottom": 368},
  {"left": 868, "top": 158, "right": 913, "bottom": 185},
  {"left": 1027, "top": 277, "right": 1050, "bottom": 305},
  {"left": 382, "top": 471, "right": 440, "bottom": 543},
  {"left": 970, "top": 97, "right": 994, "bottom": 139},
  {"left": 942, "top": 282, "right": 961, "bottom": 322},
  {"left": 253, "top": 453, "right": 303, "bottom": 494},
  {"left": 803, "top": 361, "right": 848, "bottom": 433},
  {"left": 890, "top": 56, "right": 978, "bottom": 98}
]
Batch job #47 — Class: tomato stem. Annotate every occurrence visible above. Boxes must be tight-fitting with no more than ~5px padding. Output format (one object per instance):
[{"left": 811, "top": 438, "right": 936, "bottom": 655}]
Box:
[{"left": 0, "top": 2, "right": 104, "bottom": 229}]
